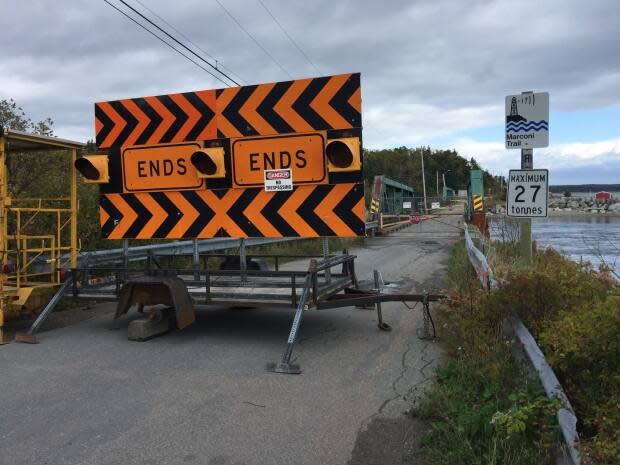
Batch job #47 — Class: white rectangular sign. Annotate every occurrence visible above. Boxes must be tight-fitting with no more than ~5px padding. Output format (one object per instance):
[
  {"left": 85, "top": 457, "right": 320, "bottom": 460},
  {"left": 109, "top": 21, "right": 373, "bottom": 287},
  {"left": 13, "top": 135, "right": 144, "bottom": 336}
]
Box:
[
  {"left": 507, "top": 169, "right": 549, "bottom": 217},
  {"left": 264, "top": 169, "right": 293, "bottom": 192},
  {"left": 458, "top": 190, "right": 467, "bottom": 198},
  {"left": 431, "top": 202, "right": 440, "bottom": 209},
  {"left": 505, "top": 92, "right": 549, "bottom": 149},
  {"left": 403, "top": 201, "right": 412, "bottom": 209}
]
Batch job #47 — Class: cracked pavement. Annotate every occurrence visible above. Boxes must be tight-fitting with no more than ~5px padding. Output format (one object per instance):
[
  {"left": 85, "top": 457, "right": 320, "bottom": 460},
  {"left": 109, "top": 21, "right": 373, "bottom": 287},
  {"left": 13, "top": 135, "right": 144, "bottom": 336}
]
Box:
[{"left": 0, "top": 217, "right": 461, "bottom": 465}]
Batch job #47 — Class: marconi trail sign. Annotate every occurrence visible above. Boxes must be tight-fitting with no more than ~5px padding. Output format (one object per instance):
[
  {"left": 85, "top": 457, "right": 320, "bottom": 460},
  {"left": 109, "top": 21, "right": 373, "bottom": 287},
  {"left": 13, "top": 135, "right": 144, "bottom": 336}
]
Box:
[{"left": 505, "top": 92, "right": 549, "bottom": 149}]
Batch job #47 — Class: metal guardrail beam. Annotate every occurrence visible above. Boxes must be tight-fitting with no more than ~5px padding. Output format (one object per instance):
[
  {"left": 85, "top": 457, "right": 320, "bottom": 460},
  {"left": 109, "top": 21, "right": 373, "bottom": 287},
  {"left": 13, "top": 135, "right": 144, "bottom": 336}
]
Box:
[
  {"left": 67, "top": 222, "right": 379, "bottom": 266},
  {"left": 74, "top": 237, "right": 298, "bottom": 266}
]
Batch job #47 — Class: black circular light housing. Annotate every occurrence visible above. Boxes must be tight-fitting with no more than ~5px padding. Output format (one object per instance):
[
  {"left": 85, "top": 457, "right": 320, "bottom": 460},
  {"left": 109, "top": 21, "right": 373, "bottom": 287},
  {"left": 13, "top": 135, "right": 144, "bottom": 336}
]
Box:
[
  {"left": 191, "top": 151, "right": 218, "bottom": 175},
  {"left": 326, "top": 140, "right": 354, "bottom": 168}
]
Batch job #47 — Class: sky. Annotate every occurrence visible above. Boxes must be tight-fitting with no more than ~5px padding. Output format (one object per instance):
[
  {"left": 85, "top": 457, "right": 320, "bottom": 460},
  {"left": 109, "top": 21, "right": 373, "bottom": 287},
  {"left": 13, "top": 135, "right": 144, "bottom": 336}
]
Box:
[{"left": 1, "top": 0, "right": 619, "bottom": 185}]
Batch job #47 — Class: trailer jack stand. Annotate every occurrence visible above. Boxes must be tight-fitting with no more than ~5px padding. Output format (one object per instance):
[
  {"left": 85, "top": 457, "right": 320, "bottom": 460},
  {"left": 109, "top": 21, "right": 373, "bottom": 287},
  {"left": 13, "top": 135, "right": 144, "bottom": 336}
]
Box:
[
  {"left": 374, "top": 270, "right": 392, "bottom": 332},
  {"left": 268, "top": 264, "right": 315, "bottom": 375},
  {"left": 267, "top": 300, "right": 308, "bottom": 375}
]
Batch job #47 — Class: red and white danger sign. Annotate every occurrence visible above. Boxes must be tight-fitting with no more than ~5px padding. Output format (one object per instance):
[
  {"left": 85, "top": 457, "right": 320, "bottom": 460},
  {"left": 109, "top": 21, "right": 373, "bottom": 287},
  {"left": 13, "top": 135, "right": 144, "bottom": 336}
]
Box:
[{"left": 264, "top": 169, "right": 293, "bottom": 192}]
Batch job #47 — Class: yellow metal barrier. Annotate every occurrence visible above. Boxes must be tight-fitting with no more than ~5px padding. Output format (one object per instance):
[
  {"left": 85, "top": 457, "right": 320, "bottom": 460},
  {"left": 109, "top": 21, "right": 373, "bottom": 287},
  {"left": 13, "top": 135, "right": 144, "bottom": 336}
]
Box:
[{"left": 0, "top": 128, "right": 82, "bottom": 342}]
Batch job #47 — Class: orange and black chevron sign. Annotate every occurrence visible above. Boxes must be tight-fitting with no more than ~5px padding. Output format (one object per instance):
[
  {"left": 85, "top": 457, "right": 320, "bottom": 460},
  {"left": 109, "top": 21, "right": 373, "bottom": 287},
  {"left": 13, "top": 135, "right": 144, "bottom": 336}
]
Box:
[
  {"left": 91, "top": 73, "right": 365, "bottom": 239},
  {"left": 99, "top": 184, "right": 365, "bottom": 239},
  {"left": 96, "top": 73, "right": 361, "bottom": 148}
]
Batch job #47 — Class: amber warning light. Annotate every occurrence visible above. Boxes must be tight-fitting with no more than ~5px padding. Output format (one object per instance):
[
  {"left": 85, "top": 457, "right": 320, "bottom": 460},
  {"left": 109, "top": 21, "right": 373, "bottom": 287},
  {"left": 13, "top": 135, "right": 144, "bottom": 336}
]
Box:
[
  {"left": 74, "top": 155, "right": 109, "bottom": 184},
  {"left": 190, "top": 148, "right": 226, "bottom": 179},
  {"left": 326, "top": 137, "right": 361, "bottom": 172}
]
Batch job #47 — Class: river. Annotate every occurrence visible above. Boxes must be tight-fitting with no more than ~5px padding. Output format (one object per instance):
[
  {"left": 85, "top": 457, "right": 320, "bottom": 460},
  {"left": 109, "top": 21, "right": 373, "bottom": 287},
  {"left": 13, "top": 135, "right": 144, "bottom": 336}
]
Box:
[{"left": 532, "top": 215, "right": 620, "bottom": 274}]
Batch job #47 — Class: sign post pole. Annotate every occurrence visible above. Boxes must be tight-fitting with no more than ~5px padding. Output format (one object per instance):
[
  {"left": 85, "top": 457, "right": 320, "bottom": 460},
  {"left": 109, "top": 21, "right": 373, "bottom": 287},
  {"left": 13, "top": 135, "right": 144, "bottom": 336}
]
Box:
[
  {"left": 520, "top": 147, "right": 533, "bottom": 266},
  {"left": 420, "top": 151, "right": 428, "bottom": 214},
  {"left": 520, "top": 89, "right": 534, "bottom": 267}
]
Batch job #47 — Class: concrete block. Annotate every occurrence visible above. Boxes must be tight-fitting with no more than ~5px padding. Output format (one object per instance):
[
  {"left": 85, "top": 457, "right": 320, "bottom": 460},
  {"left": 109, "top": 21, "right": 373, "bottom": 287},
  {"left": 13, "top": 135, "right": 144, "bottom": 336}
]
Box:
[{"left": 128, "top": 315, "right": 171, "bottom": 341}]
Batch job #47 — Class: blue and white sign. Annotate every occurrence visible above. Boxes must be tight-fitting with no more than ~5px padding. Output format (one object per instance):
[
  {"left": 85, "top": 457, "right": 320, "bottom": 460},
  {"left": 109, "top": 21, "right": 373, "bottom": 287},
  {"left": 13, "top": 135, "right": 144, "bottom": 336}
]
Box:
[{"left": 505, "top": 92, "right": 549, "bottom": 149}]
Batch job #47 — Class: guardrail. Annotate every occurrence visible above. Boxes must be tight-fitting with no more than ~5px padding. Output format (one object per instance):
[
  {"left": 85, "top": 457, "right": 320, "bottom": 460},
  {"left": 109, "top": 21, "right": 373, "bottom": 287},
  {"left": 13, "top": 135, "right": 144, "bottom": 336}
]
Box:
[
  {"left": 73, "top": 237, "right": 298, "bottom": 266},
  {"left": 66, "top": 221, "right": 382, "bottom": 267}
]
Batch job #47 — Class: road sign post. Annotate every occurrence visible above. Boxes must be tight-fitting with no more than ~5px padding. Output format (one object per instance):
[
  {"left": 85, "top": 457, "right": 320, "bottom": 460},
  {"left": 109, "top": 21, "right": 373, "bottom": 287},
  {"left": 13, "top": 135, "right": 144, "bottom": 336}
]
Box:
[{"left": 505, "top": 91, "right": 549, "bottom": 266}]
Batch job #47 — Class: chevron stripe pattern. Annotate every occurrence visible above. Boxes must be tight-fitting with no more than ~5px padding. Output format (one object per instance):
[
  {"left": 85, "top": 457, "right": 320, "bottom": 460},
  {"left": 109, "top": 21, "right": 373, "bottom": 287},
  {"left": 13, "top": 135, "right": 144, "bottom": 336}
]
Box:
[
  {"left": 473, "top": 195, "right": 484, "bottom": 212},
  {"left": 95, "top": 73, "right": 361, "bottom": 148},
  {"left": 370, "top": 198, "right": 380, "bottom": 214},
  {"left": 100, "top": 184, "right": 365, "bottom": 239}
]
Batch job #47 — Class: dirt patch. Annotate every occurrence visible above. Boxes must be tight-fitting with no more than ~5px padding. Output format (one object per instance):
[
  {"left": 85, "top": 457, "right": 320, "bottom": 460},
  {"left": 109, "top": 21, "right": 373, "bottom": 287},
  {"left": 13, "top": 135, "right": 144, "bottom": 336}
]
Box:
[{"left": 348, "top": 415, "right": 425, "bottom": 465}]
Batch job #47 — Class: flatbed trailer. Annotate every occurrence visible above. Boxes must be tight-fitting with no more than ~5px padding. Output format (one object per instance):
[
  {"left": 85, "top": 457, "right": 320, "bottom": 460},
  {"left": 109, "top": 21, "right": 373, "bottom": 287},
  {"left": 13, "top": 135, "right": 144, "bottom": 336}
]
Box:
[{"left": 16, "top": 248, "right": 444, "bottom": 373}]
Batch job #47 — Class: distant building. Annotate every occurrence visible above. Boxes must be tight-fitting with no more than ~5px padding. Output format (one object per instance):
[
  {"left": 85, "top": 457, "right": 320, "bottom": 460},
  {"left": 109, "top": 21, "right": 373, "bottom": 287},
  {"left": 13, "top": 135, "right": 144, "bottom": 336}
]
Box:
[{"left": 594, "top": 191, "right": 612, "bottom": 200}]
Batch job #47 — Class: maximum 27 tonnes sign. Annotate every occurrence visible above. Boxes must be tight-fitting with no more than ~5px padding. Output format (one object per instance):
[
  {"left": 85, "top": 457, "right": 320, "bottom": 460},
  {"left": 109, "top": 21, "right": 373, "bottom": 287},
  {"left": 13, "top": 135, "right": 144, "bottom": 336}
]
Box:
[
  {"left": 507, "top": 169, "right": 549, "bottom": 217},
  {"left": 79, "top": 73, "right": 365, "bottom": 239}
]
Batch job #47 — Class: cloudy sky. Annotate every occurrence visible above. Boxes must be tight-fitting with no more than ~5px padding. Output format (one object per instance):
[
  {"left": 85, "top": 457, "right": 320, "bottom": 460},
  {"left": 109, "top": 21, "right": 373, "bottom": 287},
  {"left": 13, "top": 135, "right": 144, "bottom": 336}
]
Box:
[{"left": 2, "top": 0, "right": 619, "bottom": 184}]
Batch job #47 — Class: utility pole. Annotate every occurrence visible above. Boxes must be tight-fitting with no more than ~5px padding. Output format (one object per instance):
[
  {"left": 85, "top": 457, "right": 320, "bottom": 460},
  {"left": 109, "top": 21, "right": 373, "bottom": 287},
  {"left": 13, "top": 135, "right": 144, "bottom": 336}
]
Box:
[
  {"left": 420, "top": 151, "right": 428, "bottom": 214},
  {"left": 519, "top": 91, "right": 534, "bottom": 266}
]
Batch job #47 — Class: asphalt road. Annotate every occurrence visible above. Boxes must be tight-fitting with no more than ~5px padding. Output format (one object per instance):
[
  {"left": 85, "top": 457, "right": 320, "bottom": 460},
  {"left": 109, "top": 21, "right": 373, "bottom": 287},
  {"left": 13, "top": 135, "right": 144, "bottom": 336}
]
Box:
[{"left": 0, "top": 217, "right": 461, "bottom": 465}]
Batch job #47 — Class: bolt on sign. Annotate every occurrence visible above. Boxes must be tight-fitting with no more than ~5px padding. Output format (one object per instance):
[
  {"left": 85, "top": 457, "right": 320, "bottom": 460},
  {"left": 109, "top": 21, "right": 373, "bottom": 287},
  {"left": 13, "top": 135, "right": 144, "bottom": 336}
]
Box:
[{"left": 78, "top": 73, "right": 365, "bottom": 239}]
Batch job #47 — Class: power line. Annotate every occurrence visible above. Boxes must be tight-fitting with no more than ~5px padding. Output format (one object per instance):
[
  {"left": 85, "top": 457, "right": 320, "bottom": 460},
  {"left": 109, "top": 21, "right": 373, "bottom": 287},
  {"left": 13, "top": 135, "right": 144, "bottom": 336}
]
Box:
[
  {"left": 257, "top": 0, "right": 321, "bottom": 75},
  {"left": 103, "top": 0, "right": 232, "bottom": 87},
  {"left": 115, "top": 0, "right": 240, "bottom": 86},
  {"left": 214, "top": 0, "right": 293, "bottom": 79},
  {"left": 131, "top": 0, "right": 247, "bottom": 84}
]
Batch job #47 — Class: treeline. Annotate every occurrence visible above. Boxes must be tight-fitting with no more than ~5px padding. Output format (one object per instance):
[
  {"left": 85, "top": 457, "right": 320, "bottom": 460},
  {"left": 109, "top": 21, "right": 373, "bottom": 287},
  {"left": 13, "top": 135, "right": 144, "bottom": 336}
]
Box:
[
  {"left": 549, "top": 184, "right": 620, "bottom": 193},
  {"left": 1, "top": 98, "right": 503, "bottom": 250},
  {"left": 363, "top": 146, "right": 502, "bottom": 197}
]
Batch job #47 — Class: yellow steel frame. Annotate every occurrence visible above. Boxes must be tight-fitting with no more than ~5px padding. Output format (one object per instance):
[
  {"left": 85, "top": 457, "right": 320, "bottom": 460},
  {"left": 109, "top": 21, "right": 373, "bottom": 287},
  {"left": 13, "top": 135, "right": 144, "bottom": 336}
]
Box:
[{"left": 0, "top": 128, "right": 81, "bottom": 344}]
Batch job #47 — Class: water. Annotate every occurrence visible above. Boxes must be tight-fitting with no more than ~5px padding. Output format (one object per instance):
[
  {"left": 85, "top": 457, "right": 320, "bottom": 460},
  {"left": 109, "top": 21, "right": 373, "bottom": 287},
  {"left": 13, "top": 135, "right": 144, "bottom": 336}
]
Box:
[{"left": 532, "top": 215, "right": 620, "bottom": 273}]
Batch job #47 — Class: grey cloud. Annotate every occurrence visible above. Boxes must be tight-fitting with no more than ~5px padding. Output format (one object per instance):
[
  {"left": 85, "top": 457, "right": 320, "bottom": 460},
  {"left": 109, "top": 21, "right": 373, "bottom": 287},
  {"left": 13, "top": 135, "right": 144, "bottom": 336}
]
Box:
[{"left": 1, "top": 0, "right": 619, "bottom": 143}]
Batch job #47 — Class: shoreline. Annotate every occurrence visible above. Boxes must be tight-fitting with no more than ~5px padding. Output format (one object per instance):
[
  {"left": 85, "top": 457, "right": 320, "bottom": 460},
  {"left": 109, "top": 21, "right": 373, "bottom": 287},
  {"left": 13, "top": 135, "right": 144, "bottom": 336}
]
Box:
[
  {"left": 489, "top": 210, "right": 620, "bottom": 218},
  {"left": 547, "top": 209, "right": 620, "bottom": 218}
]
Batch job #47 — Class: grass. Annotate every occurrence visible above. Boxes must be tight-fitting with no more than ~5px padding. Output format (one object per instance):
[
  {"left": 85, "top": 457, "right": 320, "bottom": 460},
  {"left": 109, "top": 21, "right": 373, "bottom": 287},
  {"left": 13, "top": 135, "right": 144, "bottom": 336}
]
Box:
[{"left": 412, "top": 242, "right": 560, "bottom": 465}]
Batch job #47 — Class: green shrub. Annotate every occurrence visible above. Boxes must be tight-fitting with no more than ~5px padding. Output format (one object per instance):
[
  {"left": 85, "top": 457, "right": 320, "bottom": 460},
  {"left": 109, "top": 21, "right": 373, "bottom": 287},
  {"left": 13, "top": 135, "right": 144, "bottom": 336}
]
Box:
[
  {"left": 539, "top": 296, "right": 620, "bottom": 444},
  {"left": 421, "top": 242, "right": 619, "bottom": 463},
  {"left": 581, "top": 399, "right": 620, "bottom": 465},
  {"left": 447, "top": 241, "right": 478, "bottom": 297},
  {"left": 415, "top": 349, "right": 558, "bottom": 465},
  {"left": 480, "top": 249, "right": 613, "bottom": 335},
  {"left": 416, "top": 244, "right": 559, "bottom": 463}
]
